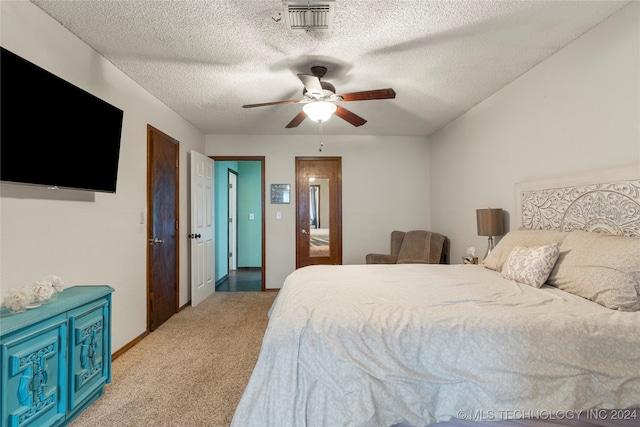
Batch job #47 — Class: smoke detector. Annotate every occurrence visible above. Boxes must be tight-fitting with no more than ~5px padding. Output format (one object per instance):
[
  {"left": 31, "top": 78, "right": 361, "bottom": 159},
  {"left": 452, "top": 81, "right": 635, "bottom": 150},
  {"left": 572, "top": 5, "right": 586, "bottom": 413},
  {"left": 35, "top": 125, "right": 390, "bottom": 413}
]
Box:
[{"left": 282, "top": 1, "right": 335, "bottom": 32}]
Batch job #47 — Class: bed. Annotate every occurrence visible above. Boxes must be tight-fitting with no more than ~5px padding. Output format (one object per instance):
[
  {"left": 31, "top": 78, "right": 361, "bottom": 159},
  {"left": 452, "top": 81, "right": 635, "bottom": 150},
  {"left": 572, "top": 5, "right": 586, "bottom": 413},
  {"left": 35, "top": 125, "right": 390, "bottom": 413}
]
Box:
[{"left": 231, "top": 165, "right": 640, "bottom": 427}]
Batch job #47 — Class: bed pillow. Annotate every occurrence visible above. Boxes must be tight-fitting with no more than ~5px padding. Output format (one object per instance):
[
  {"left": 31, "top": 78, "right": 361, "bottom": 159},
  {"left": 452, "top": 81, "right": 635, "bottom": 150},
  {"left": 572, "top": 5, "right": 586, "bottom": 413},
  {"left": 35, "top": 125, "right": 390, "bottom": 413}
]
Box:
[
  {"left": 481, "top": 230, "right": 568, "bottom": 272},
  {"left": 501, "top": 243, "right": 560, "bottom": 288},
  {"left": 547, "top": 231, "right": 640, "bottom": 311}
]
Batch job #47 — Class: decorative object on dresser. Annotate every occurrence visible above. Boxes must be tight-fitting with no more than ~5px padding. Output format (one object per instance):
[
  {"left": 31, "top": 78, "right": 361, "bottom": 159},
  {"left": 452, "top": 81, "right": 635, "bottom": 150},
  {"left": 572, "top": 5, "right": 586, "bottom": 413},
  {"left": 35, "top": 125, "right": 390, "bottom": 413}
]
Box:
[
  {"left": 3, "top": 275, "right": 66, "bottom": 313},
  {"left": 476, "top": 207, "right": 505, "bottom": 258},
  {"left": 1, "top": 285, "right": 114, "bottom": 427}
]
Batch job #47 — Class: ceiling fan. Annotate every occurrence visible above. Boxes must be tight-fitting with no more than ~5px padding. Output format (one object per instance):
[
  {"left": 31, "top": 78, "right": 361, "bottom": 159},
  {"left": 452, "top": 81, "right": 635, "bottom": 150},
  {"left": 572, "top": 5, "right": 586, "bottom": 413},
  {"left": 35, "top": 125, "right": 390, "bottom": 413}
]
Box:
[{"left": 242, "top": 66, "right": 396, "bottom": 128}]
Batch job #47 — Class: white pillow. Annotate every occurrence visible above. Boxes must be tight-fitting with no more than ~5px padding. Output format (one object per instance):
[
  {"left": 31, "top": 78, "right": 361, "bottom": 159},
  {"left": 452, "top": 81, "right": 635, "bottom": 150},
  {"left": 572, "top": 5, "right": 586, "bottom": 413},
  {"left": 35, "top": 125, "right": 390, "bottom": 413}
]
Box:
[{"left": 501, "top": 243, "right": 560, "bottom": 288}]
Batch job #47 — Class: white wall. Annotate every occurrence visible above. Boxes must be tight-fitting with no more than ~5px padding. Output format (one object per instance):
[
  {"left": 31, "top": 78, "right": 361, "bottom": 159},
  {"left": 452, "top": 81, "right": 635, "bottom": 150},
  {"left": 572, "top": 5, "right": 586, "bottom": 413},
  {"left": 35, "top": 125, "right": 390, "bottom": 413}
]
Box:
[
  {"left": 429, "top": 2, "right": 640, "bottom": 264},
  {"left": 0, "top": 2, "right": 206, "bottom": 353},
  {"left": 206, "top": 135, "right": 430, "bottom": 289}
]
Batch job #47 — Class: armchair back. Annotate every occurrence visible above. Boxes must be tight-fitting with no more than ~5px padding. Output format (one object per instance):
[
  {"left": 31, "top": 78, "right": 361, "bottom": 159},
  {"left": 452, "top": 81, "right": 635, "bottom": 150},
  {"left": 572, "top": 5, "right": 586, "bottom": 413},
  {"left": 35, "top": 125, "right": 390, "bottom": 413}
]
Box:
[{"left": 366, "top": 230, "right": 449, "bottom": 264}]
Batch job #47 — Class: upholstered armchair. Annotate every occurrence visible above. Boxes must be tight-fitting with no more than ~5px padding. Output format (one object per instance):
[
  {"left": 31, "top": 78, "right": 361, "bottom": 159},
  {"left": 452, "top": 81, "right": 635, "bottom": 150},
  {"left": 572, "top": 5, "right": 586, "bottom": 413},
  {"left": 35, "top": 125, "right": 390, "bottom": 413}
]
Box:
[{"left": 366, "top": 230, "right": 449, "bottom": 264}]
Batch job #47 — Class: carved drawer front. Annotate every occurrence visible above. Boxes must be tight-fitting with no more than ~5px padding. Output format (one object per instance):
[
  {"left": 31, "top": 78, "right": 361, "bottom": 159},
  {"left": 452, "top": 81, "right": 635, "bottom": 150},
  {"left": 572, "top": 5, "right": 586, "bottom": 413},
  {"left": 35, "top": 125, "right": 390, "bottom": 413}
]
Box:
[
  {"left": 68, "top": 298, "right": 110, "bottom": 411},
  {"left": 2, "top": 316, "right": 67, "bottom": 427}
]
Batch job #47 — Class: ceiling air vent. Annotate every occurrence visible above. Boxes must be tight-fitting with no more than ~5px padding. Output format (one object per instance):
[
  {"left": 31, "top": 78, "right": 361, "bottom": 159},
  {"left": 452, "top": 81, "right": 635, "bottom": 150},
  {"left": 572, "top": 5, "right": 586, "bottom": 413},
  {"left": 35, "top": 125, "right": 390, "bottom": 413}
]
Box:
[{"left": 282, "top": 1, "right": 335, "bottom": 32}]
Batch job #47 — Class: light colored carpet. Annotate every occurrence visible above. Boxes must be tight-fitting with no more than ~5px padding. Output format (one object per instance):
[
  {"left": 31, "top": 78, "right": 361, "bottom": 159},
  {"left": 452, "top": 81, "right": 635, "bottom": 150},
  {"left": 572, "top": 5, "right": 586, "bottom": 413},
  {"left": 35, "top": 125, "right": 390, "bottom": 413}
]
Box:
[{"left": 70, "top": 291, "right": 277, "bottom": 427}]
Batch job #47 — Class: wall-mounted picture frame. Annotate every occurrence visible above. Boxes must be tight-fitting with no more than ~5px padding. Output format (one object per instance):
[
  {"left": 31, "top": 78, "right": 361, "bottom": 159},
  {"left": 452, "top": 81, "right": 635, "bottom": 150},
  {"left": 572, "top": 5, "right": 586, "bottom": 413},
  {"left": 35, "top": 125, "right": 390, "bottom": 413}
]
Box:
[{"left": 270, "top": 184, "right": 290, "bottom": 204}]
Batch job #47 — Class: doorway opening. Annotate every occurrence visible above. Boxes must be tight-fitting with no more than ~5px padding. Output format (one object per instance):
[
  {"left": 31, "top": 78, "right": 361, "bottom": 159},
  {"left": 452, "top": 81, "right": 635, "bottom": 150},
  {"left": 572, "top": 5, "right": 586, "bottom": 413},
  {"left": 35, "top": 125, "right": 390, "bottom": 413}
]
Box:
[{"left": 212, "top": 156, "right": 265, "bottom": 291}]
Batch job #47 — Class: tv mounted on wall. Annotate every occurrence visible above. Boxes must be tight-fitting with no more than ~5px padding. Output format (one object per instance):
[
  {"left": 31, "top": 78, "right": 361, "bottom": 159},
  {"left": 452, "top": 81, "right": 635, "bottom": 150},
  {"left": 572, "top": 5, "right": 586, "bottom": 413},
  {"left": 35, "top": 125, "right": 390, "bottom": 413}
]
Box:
[{"left": 1, "top": 46, "right": 124, "bottom": 193}]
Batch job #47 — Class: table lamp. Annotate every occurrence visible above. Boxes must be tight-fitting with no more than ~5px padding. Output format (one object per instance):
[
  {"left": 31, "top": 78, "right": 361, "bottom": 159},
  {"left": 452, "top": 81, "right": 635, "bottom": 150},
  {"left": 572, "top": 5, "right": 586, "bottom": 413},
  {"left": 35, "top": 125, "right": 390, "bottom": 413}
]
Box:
[{"left": 476, "top": 208, "right": 504, "bottom": 258}]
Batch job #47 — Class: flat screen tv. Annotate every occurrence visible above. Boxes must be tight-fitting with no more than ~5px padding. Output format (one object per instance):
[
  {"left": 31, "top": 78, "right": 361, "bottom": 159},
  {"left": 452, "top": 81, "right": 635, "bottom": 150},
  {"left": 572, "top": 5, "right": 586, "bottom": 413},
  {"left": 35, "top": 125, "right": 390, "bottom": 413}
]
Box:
[{"left": 1, "top": 46, "right": 124, "bottom": 193}]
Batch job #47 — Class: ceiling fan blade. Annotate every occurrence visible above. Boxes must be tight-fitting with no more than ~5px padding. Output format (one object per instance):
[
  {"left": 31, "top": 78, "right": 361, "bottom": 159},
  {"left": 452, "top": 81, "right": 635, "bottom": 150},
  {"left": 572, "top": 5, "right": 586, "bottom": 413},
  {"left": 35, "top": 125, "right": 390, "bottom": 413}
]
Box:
[
  {"left": 338, "top": 88, "right": 396, "bottom": 102},
  {"left": 297, "top": 74, "right": 324, "bottom": 97},
  {"left": 285, "top": 110, "right": 307, "bottom": 128},
  {"left": 334, "top": 106, "right": 367, "bottom": 127},
  {"left": 242, "top": 99, "right": 300, "bottom": 108}
]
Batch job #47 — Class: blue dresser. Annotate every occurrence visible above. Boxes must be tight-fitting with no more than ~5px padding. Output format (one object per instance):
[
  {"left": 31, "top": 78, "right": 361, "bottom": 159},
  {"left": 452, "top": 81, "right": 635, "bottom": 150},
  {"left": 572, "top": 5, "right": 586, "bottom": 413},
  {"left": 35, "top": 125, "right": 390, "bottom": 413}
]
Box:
[{"left": 1, "top": 286, "right": 114, "bottom": 427}]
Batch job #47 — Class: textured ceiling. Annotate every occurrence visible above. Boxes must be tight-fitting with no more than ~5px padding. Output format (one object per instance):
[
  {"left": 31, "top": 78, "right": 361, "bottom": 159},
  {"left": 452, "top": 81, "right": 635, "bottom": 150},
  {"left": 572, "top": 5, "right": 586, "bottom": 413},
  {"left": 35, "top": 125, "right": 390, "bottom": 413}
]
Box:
[{"left": 31, "top": 0, "right": 630, "bottom": 137}]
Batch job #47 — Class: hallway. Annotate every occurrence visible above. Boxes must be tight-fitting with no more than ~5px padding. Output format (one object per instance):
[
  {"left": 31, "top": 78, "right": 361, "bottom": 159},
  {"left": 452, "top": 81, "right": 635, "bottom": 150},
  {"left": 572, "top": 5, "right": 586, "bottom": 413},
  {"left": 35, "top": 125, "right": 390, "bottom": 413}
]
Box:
[{"left": 216, "top": 268, "right": 262, "bottom": 292}]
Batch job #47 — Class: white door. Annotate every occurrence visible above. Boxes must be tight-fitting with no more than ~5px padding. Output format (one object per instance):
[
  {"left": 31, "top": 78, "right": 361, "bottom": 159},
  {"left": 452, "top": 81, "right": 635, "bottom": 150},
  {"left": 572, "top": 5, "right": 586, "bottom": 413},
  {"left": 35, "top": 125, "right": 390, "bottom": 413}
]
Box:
[
  {"left": 228, "top": 170, "right": 238, "bottom": 272},
  {"left": 190, "top": 151, "right": 215, "bottom": 306}
]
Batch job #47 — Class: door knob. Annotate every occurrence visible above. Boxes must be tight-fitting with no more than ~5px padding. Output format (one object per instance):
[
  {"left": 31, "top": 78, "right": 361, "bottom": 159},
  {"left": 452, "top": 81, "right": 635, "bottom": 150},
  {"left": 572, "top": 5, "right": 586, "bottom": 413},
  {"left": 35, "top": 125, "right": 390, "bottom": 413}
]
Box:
[
  {"left": 149, "top": 238, "right": 164, "bottom": 245},
  {"left": 188, "top": 233, "right": 202, "bottom": 239},
  {"left": 301, "top": 229, "right": 309, "bottom": 235}
]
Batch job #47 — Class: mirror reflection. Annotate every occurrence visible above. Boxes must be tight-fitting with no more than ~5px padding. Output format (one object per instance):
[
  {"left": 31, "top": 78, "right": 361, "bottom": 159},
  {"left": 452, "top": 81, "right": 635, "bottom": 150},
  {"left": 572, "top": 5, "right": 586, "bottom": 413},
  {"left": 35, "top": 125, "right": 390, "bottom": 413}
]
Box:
[{"left": 309, "top": 178, "right": 329, "bottom": 257}]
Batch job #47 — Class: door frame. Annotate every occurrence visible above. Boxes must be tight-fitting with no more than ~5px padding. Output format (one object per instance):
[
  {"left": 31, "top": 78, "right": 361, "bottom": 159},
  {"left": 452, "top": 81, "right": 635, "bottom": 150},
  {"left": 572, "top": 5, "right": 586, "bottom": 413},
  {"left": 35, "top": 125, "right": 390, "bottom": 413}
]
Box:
[
  {"left": 211, "top": 156, "right": 266, "bottom": 291},
  {"left": 146, "top": 125, "right": 180, "bottom": 332},
  {"left": 228, "top": 169, "right": 238, "bottom": 272}
]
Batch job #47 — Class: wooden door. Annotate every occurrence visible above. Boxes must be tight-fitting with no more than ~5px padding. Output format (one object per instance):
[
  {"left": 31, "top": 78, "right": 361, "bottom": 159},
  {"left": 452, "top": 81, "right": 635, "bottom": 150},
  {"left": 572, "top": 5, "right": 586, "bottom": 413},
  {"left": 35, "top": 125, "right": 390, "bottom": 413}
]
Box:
[
  {"left": 296, "top": 157, "right": 342, "bottom": 267},
  {"left": 147, "top": 126, "right": 179, "bottom": 331},
  {"left": 189, "top": 151, "right": 215, "bottom": 307}
]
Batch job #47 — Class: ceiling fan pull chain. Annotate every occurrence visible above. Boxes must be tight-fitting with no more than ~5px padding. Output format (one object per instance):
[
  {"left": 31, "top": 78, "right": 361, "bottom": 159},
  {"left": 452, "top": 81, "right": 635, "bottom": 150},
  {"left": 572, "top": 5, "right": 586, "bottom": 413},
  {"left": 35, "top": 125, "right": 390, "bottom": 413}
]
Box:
[{"left": 318, "top": 121, "right": 324, "bottom": 152}]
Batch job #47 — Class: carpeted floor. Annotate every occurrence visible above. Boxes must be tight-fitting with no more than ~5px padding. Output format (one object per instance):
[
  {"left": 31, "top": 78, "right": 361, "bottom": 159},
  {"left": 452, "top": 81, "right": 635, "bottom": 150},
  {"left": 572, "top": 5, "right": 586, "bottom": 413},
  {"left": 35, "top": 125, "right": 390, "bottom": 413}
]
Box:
[{"left": 70, "top": 291, "right": 278, "bottom": 427}]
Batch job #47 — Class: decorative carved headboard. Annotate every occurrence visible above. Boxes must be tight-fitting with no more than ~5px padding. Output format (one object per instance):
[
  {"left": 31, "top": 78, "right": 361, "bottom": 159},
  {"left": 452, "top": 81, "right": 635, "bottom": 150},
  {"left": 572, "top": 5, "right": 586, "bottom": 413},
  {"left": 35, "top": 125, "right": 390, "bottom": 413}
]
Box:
[{"left": 516, "top": 165, "right": 640, "bottom": 237}]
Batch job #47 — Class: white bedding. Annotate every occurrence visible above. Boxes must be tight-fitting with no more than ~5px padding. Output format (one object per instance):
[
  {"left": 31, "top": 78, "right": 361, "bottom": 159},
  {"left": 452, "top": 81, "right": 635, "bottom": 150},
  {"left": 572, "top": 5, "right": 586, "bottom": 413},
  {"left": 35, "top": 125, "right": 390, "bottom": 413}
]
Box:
[{"left": 231, "top": 264, "right": 640, "bottom": 427}]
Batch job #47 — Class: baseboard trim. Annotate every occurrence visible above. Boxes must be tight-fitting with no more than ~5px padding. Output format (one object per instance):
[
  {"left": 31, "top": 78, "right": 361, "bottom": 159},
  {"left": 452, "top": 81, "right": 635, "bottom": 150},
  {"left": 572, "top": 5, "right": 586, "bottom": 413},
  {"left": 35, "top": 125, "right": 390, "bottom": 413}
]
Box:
[
  {"left": 112, "top": 331, "right": 148, "bottom": 361},
  {"left": 215, "top": 274, "right": 229, "bottom": 287}
]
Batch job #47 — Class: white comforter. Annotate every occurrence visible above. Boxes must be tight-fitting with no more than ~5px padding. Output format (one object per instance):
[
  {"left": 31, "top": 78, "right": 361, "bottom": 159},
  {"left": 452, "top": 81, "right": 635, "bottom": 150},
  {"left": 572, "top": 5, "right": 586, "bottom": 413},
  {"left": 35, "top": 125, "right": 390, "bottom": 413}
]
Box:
[{"left": 231, "top": 264, "right": 640, "bottom": 427}]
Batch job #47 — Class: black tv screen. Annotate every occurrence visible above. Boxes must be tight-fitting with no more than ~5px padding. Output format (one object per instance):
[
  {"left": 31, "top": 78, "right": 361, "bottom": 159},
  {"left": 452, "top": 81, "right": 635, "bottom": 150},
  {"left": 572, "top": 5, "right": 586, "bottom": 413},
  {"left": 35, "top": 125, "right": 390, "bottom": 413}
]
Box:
[{"left": 1, "top": 47, "right": 124, "bottom": 193}]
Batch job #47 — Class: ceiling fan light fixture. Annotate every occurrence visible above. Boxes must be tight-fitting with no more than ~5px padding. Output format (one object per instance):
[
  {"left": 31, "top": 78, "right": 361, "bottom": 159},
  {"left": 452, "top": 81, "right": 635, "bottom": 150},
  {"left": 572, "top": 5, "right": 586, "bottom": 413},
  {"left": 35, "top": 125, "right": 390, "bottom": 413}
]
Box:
[{"left": 303, "top": 101, "right": 337, "bottom": 122}]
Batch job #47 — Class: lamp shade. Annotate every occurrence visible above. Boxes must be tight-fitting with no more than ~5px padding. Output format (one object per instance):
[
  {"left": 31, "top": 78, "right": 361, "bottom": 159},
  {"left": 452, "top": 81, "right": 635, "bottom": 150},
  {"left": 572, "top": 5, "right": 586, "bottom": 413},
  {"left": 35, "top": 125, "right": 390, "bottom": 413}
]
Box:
[
  {"left": 303, "top": 101, "right": 337, "bottom": 122},
  {"left": 476, "top": 208, "right": 504, "bottom": 236}
]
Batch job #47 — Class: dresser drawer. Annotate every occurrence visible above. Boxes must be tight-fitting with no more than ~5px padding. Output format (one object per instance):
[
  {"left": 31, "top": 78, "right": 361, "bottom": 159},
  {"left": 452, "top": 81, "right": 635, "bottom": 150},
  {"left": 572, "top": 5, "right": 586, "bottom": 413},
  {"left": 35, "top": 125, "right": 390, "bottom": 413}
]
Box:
[
  {"left": 67, "top": 298, "right": 110, "bottom": 412},
  {"left": 2, "top": 315, "right": 67, "bottom": 427}
]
